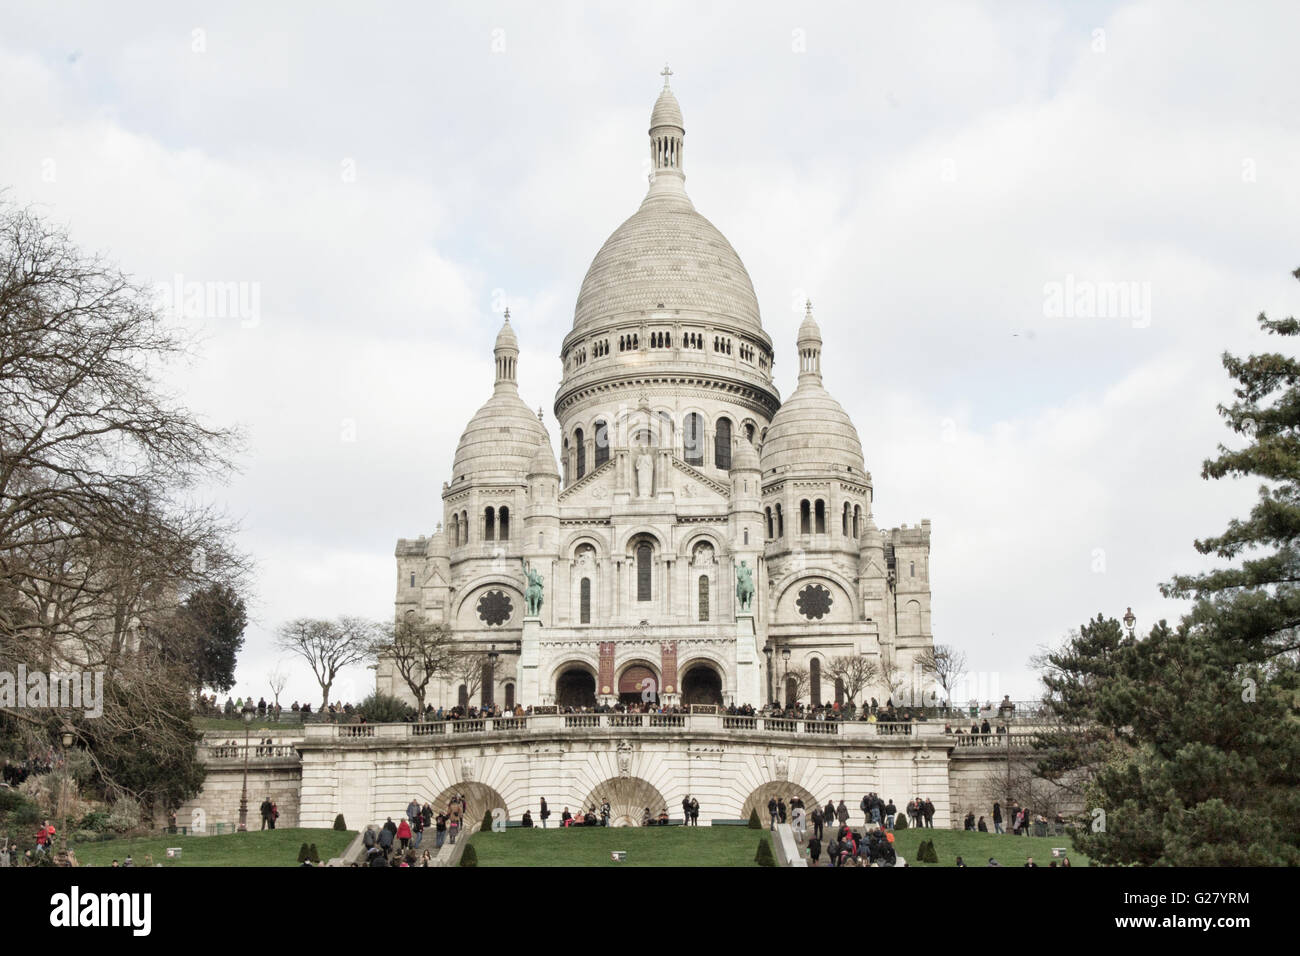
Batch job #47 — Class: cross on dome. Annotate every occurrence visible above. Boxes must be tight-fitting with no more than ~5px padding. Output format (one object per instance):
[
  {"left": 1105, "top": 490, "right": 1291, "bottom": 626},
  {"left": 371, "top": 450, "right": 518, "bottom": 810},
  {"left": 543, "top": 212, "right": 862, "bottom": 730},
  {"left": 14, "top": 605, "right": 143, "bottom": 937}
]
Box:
[{"left": 660, "top": 63, "right": 673, "bottom": 89}]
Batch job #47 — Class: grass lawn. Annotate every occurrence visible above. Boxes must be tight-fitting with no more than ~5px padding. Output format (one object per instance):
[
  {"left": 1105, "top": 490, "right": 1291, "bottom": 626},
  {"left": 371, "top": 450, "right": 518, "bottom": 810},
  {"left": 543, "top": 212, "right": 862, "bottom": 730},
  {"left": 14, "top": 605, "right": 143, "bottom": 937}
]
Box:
[
  {"left": 847, "top": 828, "right": 1089, "bottom": 867},
  {"left": 69, "top": 828, "right": 356, "bottom": 867},
  {"left": 465, "top": 825, "right": 776, "bottom": 867}
]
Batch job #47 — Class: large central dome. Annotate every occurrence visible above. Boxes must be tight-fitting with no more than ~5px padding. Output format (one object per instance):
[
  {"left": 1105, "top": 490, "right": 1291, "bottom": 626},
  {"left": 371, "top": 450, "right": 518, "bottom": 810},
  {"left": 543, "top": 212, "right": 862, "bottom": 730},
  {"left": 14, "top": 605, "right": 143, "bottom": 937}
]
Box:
[
  {"left": 572, "top": 189, "right": 763, "bottom": 333},
  {"left": 570, "top": 80, "right": 763, "bottom": 337}
]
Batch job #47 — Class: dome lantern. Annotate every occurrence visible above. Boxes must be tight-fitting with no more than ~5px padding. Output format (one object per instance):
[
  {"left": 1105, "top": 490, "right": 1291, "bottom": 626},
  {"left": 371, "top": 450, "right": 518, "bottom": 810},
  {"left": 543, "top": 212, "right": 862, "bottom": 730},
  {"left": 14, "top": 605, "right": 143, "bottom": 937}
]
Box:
[
  {"left": 649, "top": 64, "right": 685, "bottom": 181},
  {"left": 797, "top": 299, "right": 823, "bottom": 383},
  {"left": 494, "top": 308, "right": 519, "bottom": 392}
]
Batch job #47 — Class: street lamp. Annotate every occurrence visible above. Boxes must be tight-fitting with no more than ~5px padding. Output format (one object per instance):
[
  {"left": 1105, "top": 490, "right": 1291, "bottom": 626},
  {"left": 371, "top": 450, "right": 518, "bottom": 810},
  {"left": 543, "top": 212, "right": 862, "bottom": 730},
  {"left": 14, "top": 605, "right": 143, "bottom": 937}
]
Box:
[
  {"left": 762, "top": 643, "right": 773, "bottom": 706},
  {"left": 1122, "top": 607, "right": 1136, "bottom": 640},
  {"left": 59, "top": 728, "right": 73, "bottom": 858},
  {"left": 486, "top": 645, "right": 499, "bottom": 709},
  {"left": 781, "top": 647, "right": 791, "bottom": 708},
  {"left": 237, "top": 702, "right": 255, "bottom": 832}
]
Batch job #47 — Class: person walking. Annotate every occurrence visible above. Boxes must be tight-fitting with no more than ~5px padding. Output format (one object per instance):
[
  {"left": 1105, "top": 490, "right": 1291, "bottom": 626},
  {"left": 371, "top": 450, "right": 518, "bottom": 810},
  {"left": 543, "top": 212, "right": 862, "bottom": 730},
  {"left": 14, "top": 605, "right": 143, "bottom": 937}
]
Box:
[
  {"left": 836, "top": 800, "right": 850, "bottom": 829},
  {"left": 540, "top": 797, "right": 551, "bottom": 829},
  {"left": 811, "top": 805, "right": 824, "bottom": 840},
  {"left": 767, "top": 796, "right": 779, "bottom": 831},
  {"left": 259, "top": 798, "right": 273, "bottom": 831},
  {"left": 396, "top": 817, "right": 412, "bottom": 851}
]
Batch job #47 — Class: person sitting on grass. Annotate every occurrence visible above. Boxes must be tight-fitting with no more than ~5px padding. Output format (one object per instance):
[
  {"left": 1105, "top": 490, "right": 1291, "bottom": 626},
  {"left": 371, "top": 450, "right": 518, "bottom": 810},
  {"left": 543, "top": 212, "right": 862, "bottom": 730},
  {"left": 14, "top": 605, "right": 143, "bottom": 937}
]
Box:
[
  {"left": 521, "top": 810, "right": 533, "bottom": 827},
  {"left": 561, "top": 807, "right": 573, "bottom": 827},
  {"left": 641, "top": 807, "right": 652, "bottom": 827},
  {"left": 657, "top": 808, "right": 670, "bottom": 825}
]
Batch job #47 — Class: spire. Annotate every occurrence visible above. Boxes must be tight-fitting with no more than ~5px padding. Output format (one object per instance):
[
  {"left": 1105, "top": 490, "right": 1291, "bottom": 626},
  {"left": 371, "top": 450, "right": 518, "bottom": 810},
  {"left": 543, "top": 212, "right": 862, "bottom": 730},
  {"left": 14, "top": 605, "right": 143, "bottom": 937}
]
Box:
[
  {"left": 494, "top": 310, "right": 519, "bottom": 391},
  {"left": 649, "top": 66, "right": 685, "bottom": 182},
  {"left": 797, "top": 299, "right": 823, "bottom": 383}
]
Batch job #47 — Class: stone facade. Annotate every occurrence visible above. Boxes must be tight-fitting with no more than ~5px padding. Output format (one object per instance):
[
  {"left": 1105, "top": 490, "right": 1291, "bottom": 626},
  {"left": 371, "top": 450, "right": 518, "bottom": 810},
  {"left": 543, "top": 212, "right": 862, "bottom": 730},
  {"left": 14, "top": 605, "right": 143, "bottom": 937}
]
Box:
[{"left": 381, "top": 74, "right": 935, "bottom": 713}]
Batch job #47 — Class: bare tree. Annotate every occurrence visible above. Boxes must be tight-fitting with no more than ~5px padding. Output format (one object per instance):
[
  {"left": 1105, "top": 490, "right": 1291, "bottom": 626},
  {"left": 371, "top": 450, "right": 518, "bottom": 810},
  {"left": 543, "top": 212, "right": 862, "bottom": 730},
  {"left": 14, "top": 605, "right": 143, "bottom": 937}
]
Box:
[
  {"left": 916, "top": 644, "right": 968, "bottom": 708},
  {"left": 882, "top": 659, "right": 909, "bottom": 705},
  {"left": 450, "top": 651, "right": 490, "bottom": 707},
  {"left": 782, "top": 665, "right": 810, "bottom": 706},
  {"left": 276, "top": 617, "right": 376, "bottom": 712},
  {"left": 826, "top": 655, "right": 881, "bottom": 706},
  {"left": 267, "top": 664, "right": 288, "bottom": 712},
  {"left": 373, "top": 618, "right": 457, "bottom": 714}
]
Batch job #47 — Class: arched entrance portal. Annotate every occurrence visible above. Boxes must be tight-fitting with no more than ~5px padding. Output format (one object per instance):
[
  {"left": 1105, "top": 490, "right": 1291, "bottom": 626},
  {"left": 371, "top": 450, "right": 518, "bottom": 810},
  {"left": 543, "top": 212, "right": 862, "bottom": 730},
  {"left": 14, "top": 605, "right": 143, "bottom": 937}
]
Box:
[
  {"left": 555, "top": 667, "right": 596, "bottom": 708},
  {"left": 582, "top": 776, "right": 669, "bottom": 827},
  {"left": 681, "top": 662, "right": 723, "bottom": 707},
  {"left": 617, "top": 663, "right": 658, "bottom": 707},
  {"left": 430, "top": 782, "right": 510, "bottom": 832},
  {"left": 740, "top": 781, "right": 820, "bottom": 827}
]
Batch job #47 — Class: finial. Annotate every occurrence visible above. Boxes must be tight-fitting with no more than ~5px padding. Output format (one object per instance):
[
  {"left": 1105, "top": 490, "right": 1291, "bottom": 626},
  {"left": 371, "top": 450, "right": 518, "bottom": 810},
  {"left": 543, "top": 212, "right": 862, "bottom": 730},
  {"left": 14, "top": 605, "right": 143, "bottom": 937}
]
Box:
[
  {"left": 503, "top": 307, "right": 511, "bottom": 321},
  {"left": 537, "top": 407, "right": 544, "bottom": 421},
  {"left": 661, "top": 63, "right": 673, "bottom": 89},
  {"left": 805, "top": 299, "right": 813, "bottom": 316}
]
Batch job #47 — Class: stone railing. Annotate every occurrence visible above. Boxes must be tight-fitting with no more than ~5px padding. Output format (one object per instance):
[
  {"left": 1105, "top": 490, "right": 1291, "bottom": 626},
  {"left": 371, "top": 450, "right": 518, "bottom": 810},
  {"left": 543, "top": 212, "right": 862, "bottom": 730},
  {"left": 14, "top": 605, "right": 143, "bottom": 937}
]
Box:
[
  {"left": 951, "top": 732, "right": 1038, "bottom": 750},
  {"left": 200, "top": 743, "right": 299, "bottom": 761},
  {"left": 297, "top": 714, "right": 953, "bottom": 743}
]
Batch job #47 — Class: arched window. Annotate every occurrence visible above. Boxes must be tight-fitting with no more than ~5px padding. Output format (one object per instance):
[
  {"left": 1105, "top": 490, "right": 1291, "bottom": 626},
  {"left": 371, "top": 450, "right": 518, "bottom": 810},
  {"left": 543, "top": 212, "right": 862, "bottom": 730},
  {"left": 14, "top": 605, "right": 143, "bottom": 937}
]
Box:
[
  {"left": 843, "top": 502, "right": 851, "bottom": 536},
  {"left": 800, "top": 499, "right": 811, "bottom": 534},
  {"left": 562, "top": 437, "right": 570, "bottom": 484},
  {"left": 410, "top": 572, "right": 415, "bottom": 587},
  {"left": 636, "top": 543, "right": 653, "bottom": 602},
  {"left": 458, "top": 684, "right": 468, "bottom": 708},
  {"left": 499, "top": 506, "right": 509, "bottom": 541},
  {"left": 714, "top": 418, "right": 732, "bottom": 470},
  {"left": 684, "top": 413, "right": 704, "bottom": 466},
  {"left": 580, "top": 577, "right": 591, "bottom": 624},
  {"left": 743, "top": 528, "right": 749, "bottom": 545},
  {"left": 853, "top": 505, "right": 861, "bottom": 538},
  {"left": 698, "top": 575, "right": 709, "bottom": 622},
  {"left": 765, "top": 507, "right": 773, "bottom": 539},
  {"left": 815, "top": 499, "right": 826, "bottom": 534},
  {"left": 461, "top": 511, "right": 469, "bottom": 545},
  {"left": 745, "top": 422, "right": 755, "bottom": 443},
  {"left": 504, "top": 683, "right": 515, "bottom": 710},
  {"left": 776, "top": 504, "right": 784, "bottom": 537},
  {"left": 484, "top": 506, "right": 495, "bottom": 541},
  {"left": 810, "top": 658, "right": 822, "bottom": 706},
  {"left": 574, "top": 428, "right": 586, "bottom": 479},
  {"left": 450, "top": 517, "right": 459, "bottom": 548},
  {"left": 594, "top": 420, "right": 609, "bottom": 467},
  {"left": 910, "top": 561, "right": 916, "bottom": 577}
]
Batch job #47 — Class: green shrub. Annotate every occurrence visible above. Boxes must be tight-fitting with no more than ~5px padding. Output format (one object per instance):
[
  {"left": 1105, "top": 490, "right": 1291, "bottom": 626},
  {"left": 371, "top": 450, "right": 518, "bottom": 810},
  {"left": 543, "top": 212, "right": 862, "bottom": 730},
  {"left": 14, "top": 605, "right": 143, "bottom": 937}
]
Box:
[
  {"left": 105, "top": 797, "right": 141, "bottom": 833},
  {"left": 78, "top": 810, "right": 112, "bottom": 832},
  {"left": 916, "top": 839, "right": 938, "bottom": 863},
  {"left": 747, "top": 808, "right": 762, "bottom": 829},
  {"left": 0, "top": 788, "right": 29, "bottom": 814},
  {"left": 333, "top": 813, "right": 347, "bottom": 831},
  {"left": 480, "top": 809, "right": 495, "bottom": 832},
  {"left": 355, "top": 692, "right": 414, "bottom": 724},
  {"left": 894, "top": 813, "right": 908, "bottom": 829},
  {"left": 755, "top": 838, "right": 777, "bottom": 867},
  {"left": 308, "top": 843, "right": 320, "bottom": 863},
  {"left": 297, "top": 842, "right": 310, "bottom": 863},
  {"left": 460, "top": 843, "right": 479, "bottom": 867}
]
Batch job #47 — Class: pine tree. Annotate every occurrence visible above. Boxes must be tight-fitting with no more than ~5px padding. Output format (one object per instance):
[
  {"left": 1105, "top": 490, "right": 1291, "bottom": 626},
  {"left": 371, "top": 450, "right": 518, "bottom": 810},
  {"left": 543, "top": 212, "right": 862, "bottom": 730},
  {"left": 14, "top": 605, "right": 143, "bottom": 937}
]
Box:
[
  {"left": 1051, "top": 269, "right": 1300, "bottom": 866},
  {"left": 754, "top": 838, "right": 776, "bottom": 866}
]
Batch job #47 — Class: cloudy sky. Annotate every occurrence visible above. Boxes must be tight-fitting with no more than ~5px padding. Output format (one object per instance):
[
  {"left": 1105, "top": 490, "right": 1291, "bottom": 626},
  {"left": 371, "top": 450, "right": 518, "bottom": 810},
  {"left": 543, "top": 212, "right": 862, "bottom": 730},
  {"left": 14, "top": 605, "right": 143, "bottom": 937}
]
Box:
[{"left": 3, "top": 1, "right": 1297, "bottom": 705}]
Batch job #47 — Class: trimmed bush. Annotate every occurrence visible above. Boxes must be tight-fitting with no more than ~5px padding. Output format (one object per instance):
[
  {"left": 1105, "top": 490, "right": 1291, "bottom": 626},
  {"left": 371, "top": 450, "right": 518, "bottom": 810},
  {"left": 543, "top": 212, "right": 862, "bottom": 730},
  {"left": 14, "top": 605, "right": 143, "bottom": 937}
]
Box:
[
  {"left": 355, "top": 692, "right": 415, "bottom": 724},
  {"left": 333, "top": 814, "right": 347, "bottom": 831},
  {"left": 894, "top": 813, "right": 908, "bottom": 830},
  {"left": 481, "top": 809, "right": 494, "bottom": 833},
  {"left": 915, "top": 839, "right": 939, "bottom": 863},
  {"left": 297, "top": 842, "right": 310, "bottom": 863},
  {"left": 755, "top": 838, "right": 777, "bottom": 867},
  {"left": 308, "top": 843, "right": 320, "bottom": 863},
  {"left": 747, "top": 808, "right": 762, "bottom": 829},
  {"left": 460, "top": 843, "right": 479, "bottom": 867}
]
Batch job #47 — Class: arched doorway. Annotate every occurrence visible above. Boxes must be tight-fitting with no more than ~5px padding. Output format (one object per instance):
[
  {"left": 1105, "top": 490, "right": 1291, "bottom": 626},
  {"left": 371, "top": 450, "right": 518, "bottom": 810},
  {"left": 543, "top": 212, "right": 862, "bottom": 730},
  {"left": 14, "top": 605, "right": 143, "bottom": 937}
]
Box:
[
  {"left": 556, "top": 666, "right": 596, "bottom": 709},
  {"left": 617, "top": 663, "right": 658, "bottom": 707},
  {"left": 430, "top": 781, "right": 510, "bottom": 832},
  {"left": 582, "top": 776, "right": 669, "bottom": 827},
  {"left": 740, "top": 781, "right": 820, "bottom": 825},
  {"left": 681, "top": 663, "right": 723, "bottom": 707}
]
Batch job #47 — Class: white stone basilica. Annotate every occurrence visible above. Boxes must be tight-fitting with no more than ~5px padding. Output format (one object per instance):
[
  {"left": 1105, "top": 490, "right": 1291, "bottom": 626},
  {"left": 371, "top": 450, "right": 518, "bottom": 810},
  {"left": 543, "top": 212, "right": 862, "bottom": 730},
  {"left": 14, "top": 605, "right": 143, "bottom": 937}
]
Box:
[{"left": 382, "top": 74, "right": 934, "bottom": 714}]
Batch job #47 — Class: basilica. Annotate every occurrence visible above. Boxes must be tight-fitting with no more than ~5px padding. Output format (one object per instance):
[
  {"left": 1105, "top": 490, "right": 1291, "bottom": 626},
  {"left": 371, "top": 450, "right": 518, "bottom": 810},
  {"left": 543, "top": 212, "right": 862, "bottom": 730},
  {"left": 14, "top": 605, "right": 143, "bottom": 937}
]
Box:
[{"left": 381, "top": 74, "right": 935, "bottom": 713}]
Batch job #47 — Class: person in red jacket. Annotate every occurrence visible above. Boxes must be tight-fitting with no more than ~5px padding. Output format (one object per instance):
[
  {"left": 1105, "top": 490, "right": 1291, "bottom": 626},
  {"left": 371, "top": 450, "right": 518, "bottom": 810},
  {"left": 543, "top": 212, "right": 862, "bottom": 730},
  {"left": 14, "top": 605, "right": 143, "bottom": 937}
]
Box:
[{"left": 396, "top": 817, "right": 412, "bottom": 850}]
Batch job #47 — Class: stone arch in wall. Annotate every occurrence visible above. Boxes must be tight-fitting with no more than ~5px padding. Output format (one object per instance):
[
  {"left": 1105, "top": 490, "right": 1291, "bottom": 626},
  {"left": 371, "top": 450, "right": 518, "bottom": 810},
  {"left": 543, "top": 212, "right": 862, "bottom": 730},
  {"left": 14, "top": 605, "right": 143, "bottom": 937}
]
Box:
[
  {"left": 681, "top": 660, "right": 724, "bottom": 707},
  {"left": 552, "top": 659, "right": 598, "bottom": 708},
  {"left": 429, "top": 781, "right": 510, "bottom": 830},
  {"left": 582, "top": 776, "right": 669, "bottom": 827},
  {"left": 740, "top": 780, "right": 821, "bottom": 824}
]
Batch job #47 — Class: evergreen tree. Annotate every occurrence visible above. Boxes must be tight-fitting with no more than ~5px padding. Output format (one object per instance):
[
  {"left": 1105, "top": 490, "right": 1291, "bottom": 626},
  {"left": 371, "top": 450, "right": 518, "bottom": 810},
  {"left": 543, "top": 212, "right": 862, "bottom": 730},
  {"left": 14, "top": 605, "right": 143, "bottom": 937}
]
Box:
[{"left": 1042, "top": 270, "right": 1300, "bottom": 865}]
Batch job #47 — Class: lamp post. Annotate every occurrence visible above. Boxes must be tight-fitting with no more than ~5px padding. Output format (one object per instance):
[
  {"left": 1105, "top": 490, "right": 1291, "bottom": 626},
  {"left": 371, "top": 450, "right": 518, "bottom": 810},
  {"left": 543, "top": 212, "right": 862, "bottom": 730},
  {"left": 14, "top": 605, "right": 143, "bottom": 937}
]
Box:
[
  {"left": 486, "top": 645, "right": 498, "bottom": 709},
  {"left": 762, "top": 643, "right": 772, "bottom": 706},
  {"left": 781, "top": 647, "right": 791, "bottom": 708},
  {"left": 59, "top": 728, "right": 73, "bottom": 857},
  {"left": 1122, "top": 607, "right": 1136, "bottom": 640},
  {"left": 237, "top": 702, "right": 254, "bottom": 832}
]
